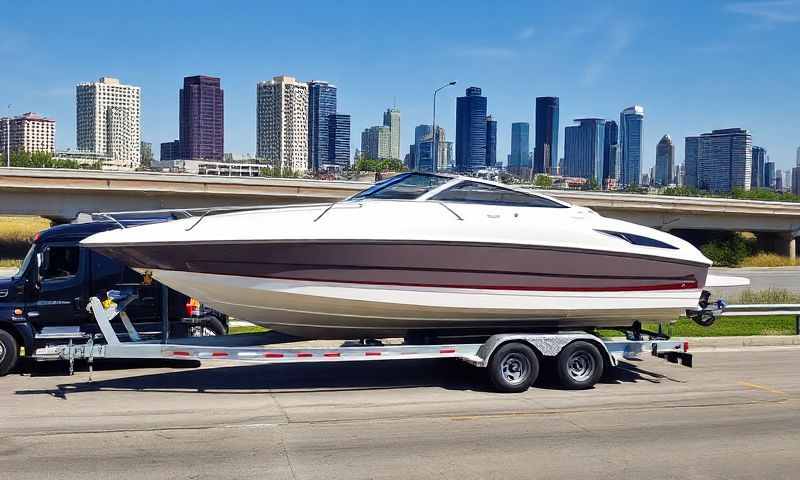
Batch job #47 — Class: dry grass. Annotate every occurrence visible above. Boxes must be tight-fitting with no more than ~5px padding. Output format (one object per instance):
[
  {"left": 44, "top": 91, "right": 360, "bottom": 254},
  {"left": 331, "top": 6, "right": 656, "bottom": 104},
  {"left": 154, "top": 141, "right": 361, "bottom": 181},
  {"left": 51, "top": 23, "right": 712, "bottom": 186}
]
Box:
[
  {"left": 0, "top": 216, "right": 51, "bottom": 262},
  {"left": 739, "top": 253, "right": 799, "bottom": 268},
  {"left": 731, "top": 288, "right": 800, "bottom": 304}
]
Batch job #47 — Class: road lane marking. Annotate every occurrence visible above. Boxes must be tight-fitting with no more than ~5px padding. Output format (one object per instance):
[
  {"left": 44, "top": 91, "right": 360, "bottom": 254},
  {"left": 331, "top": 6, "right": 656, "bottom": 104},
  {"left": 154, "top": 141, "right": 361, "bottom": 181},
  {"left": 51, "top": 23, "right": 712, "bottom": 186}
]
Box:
[{"left": 738, "top": 381, "right": 787, "bottom": 396}]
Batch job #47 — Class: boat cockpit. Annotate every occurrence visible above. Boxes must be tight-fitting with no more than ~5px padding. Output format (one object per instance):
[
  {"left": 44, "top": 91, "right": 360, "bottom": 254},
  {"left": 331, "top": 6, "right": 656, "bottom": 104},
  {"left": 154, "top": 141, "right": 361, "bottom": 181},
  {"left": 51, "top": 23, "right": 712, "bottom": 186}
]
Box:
[{"left": 346, "top": 172, "right": 569, "bottom": 208}]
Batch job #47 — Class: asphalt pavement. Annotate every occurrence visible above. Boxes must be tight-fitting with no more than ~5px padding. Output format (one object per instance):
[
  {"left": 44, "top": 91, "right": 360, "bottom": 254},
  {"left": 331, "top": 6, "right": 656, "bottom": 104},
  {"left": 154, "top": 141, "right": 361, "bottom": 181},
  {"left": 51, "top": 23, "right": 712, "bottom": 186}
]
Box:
[
  {"left": 710, "top": 266, "right": 800, "bottom": 298},
  {"left": 2, "top": 347, "right": 800, "bottom": 479}
]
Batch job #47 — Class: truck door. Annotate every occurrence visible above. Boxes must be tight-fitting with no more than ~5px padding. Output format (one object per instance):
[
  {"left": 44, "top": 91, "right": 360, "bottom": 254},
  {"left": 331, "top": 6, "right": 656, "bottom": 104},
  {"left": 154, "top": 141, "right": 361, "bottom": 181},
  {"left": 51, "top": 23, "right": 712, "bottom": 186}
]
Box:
[{"left": 32, "top": 243, "right": 87, "bottom": 326}]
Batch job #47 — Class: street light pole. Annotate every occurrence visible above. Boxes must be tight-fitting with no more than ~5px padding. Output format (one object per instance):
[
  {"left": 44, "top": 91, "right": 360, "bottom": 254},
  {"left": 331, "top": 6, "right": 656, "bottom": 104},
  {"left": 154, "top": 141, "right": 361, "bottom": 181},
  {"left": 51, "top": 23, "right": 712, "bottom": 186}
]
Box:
[
  {"left": 432, "top": 82, "right": 456, "bottom": 172},
  {"left": 5, "top": 105, "right": 10, "bottom": 168}
]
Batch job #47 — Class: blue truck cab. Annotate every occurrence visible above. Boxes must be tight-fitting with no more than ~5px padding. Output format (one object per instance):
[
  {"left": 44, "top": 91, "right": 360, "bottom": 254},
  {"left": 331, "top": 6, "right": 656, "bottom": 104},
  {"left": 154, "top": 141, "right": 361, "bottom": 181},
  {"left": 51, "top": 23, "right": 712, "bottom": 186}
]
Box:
[{"left": 0, "top": 220, "right": 227, "bottom": 376}]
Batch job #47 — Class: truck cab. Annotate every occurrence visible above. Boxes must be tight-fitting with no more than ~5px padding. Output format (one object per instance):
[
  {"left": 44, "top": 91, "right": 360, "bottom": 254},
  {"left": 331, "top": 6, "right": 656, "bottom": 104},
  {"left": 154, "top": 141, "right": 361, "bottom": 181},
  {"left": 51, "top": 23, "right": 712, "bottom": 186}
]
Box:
[{"left": 0, "top": 220, "right": 227, "bottom": 376}]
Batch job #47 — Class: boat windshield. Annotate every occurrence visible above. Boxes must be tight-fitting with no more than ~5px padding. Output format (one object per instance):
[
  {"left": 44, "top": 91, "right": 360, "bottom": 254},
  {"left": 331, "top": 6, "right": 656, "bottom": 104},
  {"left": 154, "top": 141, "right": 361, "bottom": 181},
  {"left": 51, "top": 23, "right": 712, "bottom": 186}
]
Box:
[{"left": 348, "top": 173, "right": 451, "bottom": 200}]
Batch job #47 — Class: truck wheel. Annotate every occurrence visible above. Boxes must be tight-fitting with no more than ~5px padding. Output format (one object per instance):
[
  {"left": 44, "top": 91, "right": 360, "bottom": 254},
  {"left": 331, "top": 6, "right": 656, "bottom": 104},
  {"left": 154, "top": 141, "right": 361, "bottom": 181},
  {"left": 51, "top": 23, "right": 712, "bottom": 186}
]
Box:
[
  {"left": 188, "top": 315, "right": 227, "bottom": 337},
  {"left": 488, "top": 342, "right": 539, "bottom": 393},
  {"left": 556, "top": 341, "right": 604, "bottom": 390},
  {"left": 0, "top": 329, "right": 19, "bottom": 377}
]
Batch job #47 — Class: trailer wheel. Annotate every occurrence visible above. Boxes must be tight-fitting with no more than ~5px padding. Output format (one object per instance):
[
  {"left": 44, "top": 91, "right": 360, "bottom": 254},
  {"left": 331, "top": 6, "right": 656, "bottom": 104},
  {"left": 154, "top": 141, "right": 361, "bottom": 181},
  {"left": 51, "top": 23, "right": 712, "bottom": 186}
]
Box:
[
  {"left": 0, "top": 328, "right": 19, "bottom": 377},
  {"left": 488, "top": 342, "right": 539, "bottom": 393},
  {"left": 556, "top": 341, "right": 604, "bottom": 390}
]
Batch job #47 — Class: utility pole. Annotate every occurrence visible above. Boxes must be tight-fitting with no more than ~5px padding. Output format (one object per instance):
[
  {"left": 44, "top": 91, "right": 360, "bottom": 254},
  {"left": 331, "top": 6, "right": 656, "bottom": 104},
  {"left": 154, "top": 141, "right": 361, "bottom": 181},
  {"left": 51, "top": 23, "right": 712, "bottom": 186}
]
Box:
[
  {"left": 5, "top": 104, "right": 10, "bottom": 167},
  {"left": 432, "top": 82, "right": 456, "bottom": 172}
]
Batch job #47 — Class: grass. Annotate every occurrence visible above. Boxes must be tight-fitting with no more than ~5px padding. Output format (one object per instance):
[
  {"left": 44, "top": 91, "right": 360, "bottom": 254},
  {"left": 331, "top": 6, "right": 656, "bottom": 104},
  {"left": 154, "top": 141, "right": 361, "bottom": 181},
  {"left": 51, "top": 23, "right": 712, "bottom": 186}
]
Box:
[
  {"left": 229, "top": 324, "right": 268, "bottom": 335},
  {"left": 739, "top": 253, "right": 798, "bottom": 268},
  {"left": 0, "top": 216, "right": 51, "bottom": 265}
]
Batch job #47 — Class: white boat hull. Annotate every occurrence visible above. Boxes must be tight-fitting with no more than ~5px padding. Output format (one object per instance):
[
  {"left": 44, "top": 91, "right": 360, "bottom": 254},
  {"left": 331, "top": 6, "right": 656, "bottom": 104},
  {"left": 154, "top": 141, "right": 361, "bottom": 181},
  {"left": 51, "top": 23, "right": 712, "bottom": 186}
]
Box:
[{"left": 152, "top": 269, "right": 703, "bottom": 338}]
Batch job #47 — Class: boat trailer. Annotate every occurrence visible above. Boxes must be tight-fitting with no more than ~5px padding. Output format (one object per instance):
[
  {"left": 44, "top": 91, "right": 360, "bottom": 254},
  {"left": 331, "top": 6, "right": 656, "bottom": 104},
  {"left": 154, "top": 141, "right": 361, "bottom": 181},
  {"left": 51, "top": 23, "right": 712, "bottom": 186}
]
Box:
[{"left": 34, "top": 290, "right": 694, "bottom": 393}]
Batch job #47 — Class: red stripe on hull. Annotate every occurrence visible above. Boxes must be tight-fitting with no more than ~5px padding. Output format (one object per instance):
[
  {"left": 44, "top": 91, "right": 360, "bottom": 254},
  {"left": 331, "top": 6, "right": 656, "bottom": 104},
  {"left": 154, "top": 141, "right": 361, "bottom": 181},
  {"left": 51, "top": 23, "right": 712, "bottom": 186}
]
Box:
[{"left": 265, "top": 276, "right": 699, "bottom": 292}]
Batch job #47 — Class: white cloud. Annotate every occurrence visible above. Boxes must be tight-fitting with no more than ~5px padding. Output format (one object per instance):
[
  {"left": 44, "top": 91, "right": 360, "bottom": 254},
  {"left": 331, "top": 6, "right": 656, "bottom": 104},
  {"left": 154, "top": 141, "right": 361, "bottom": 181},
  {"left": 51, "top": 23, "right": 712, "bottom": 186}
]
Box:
[
  {"left": 517, "top": 26, "right": 536, "bottom": 40},
  {"left": 726, "top": 1, "right": 800, "bottom": 24}
]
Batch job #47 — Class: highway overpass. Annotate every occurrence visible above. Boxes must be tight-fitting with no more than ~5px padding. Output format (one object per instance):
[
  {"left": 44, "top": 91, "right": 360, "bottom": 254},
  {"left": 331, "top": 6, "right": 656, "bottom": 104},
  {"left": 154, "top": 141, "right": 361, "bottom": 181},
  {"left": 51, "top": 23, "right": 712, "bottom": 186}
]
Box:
[{"left": 2, "top": 167, "right": 800, "bottom": 257}]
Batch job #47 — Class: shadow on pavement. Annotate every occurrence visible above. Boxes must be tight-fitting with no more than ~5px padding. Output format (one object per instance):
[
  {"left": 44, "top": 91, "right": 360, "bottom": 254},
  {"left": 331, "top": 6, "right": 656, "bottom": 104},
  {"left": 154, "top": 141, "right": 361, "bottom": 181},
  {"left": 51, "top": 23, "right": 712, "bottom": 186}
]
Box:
[{"left": 15, "top": 356, "right": 682, "bottom": 399}]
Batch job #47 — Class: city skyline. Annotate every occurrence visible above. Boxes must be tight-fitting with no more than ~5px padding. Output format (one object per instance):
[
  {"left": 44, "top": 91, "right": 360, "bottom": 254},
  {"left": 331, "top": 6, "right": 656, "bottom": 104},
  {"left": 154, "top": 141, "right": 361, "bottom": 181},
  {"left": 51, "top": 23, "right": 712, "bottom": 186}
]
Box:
[{"left": 1, "top": 2, "right": 798, "bottom": 171}]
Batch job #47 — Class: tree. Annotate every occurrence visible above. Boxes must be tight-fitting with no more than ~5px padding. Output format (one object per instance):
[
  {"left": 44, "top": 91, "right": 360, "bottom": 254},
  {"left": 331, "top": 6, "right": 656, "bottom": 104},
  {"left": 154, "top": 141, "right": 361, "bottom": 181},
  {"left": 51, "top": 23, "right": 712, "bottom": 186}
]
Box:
[
  {"left": 1, "top": 151, "right": 100, "bottom": 169},
  {"left": 354, "top": 158, "right": 405, "bottom": 172},
  {"left": 581, "top": 177, "right": 599, "bottom": 191},
  {"left": 533, "top": 174, "right": 553, "bottom": 188}
]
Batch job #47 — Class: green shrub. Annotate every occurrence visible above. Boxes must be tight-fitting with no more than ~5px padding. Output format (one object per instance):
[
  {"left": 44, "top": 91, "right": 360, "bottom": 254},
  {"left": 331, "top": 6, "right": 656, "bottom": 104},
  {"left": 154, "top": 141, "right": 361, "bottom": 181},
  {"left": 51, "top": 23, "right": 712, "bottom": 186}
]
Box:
[{"left": 700, "top": 233, "right": 753, "bottom": 266}]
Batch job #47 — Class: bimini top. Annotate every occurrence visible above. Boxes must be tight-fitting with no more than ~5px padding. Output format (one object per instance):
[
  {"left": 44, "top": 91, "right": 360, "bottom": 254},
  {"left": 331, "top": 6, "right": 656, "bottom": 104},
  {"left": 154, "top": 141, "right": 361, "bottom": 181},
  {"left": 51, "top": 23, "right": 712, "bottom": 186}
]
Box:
[{"left": 346, "top": 172, "right": 570, "bottom": 209}]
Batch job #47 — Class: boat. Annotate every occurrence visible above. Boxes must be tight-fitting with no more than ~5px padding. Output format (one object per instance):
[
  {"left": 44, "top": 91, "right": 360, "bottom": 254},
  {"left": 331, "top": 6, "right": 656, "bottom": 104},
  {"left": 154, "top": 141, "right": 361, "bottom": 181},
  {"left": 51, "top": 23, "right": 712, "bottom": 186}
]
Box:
[{"left": 82, "top": 172, "right": 735, "bottom": 339}]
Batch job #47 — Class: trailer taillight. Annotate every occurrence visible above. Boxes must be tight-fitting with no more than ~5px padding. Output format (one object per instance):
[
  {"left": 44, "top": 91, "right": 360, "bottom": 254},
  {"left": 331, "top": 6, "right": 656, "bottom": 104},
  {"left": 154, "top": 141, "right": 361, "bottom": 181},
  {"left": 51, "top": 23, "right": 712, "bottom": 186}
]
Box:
[
  {"left": 683, "top": 341, "right": 689, "bottom": 352},
  {"left": 185, "top": 298, "right": 201, "bottom": 317}
]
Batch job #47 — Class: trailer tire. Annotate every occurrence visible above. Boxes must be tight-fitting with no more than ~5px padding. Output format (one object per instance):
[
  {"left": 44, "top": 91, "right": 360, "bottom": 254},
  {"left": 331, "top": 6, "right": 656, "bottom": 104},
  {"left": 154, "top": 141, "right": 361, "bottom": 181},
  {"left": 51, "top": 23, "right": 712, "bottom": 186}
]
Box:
[
  {"left": 556, "top": 341, "right": 603, "bottom": 390},
  {"left": 488, "top": 342, "right": 539, "bottom": 393},
  {"left": 0, "top": 328, "right": 19, "bottom": 377}
]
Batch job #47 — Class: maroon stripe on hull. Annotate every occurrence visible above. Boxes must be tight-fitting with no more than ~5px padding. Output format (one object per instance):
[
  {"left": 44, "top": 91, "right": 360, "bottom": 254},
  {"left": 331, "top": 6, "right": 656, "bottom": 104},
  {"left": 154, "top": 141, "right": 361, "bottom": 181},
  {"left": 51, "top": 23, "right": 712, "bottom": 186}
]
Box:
[{"left": 90, "top": 241, "right": 708, "bottom": 292}]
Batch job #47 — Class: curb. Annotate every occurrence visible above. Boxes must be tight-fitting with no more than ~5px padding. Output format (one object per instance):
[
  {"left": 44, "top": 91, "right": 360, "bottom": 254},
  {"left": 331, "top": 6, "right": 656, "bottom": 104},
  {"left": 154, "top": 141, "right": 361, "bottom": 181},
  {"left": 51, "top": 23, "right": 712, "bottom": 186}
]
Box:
[{"left": 682, "top": 335, "right": 800, "bottom": 349}]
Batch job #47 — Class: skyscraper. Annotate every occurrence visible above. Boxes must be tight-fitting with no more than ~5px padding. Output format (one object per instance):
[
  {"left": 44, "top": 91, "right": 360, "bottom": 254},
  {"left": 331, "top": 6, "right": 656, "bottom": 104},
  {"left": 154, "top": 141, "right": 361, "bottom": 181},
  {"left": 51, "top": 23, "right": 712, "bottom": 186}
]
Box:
[
  {"left": 684, "top": 136, "right": 700, "bottom": 188},
  {"left": 765, "top": 160, "right": 776, "bottom": 189},
  {"left": 485, "top": 115, "right": 497, "bottom": 167},
  {"left": 76, "top": 77, "right": 141, "bottom": 169},
  {"left": 793, "top": 167, "right": 800, "bottom": 196},
  {"left": 751, "top": 146, "right": 766, "bottom": 188},
  {"left": 179, "top": 75, "right": 223, "bottom": 161},
  {"left": 140, "top": 141, "right": 153, "bottom": 168},
  {"left": 534, "top": 97, "right": 559, "bottom": 174},
  {"left": 160, "top": 140, "right": 180, "bottom": 161},
  {"left": 797, "top": 146, "right": 800, "bottom": 166},
  {"left": 307, "top": 81, "right": 337, "bottom": 171},
  {"left": 563, "top": 118, "right": 605, "bottom": 182},
  {"left": 509, "top": 122, "right": 530, "bottom": 173},
  {"left": 383, "top": 108, "right": 401, "bottom": 160},
  {"left": 409, "top": 125, "right": 446, "bottom": 172},
  {"left": 602, "top": 120, "right": 618, "bottom": 181},
  {"left": 619, "top": 105, "right": 644, "bottom": 186},
  {"left": 361, "top": 126, "right": 392, "bottom": 160},
  {"left": 654, "top": 134, "right": 674, "bottom": 186},
  {"left": 0, "top": 112, "right": 55, "bottom": 154},
  {"left": 696, "top": 128, "right": 752, "bottom": 192},
  {"left": 256, "top": 76, "right": 309, "bottom": 172},
  {"left": 455, "top": 87, "right": 487, "bottom": 172},
  {"left": 327, "top": 113, "right": 350, "bottom": 169}
]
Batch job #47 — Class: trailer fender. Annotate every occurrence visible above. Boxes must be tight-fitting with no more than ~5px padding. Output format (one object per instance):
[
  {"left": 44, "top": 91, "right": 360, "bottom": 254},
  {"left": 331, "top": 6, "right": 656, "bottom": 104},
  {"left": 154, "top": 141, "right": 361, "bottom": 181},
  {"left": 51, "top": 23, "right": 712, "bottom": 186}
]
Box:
[{"left": 474, "top": 333, "right": 616, "bottom": 368}]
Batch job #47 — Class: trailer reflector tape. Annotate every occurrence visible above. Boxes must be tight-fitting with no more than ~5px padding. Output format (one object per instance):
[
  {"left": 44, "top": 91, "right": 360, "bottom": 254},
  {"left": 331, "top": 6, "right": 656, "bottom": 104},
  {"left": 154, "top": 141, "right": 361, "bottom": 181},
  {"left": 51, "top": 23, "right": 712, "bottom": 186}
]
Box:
[
  {"left": 264, "top": 353, "right": 284, "bottom": 358},
  {"left": 365, "top": 351, "right": 381, "bottom": 356},
  {"left": 212, "top": 352, "right": 229, "bottom": 357},
  {"left": 172, "top": 351, "right": 191, "bottom": 356},
  {"left": 324, "top": 352, "right": 341, "bottom": 357},
  {"left": 440, "top": 348, "right": 456, "bottom": 354},
  {"left": 296, "top": 352, "right": 313, "bottom": 358}
]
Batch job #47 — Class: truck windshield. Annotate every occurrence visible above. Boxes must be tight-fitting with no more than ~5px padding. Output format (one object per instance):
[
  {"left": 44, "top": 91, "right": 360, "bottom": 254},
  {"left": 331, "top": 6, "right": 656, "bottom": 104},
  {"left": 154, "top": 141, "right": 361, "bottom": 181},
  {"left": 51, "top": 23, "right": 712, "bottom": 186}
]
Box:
[{"left": 14, "top": 244, "right": 35, "bottom": 278}]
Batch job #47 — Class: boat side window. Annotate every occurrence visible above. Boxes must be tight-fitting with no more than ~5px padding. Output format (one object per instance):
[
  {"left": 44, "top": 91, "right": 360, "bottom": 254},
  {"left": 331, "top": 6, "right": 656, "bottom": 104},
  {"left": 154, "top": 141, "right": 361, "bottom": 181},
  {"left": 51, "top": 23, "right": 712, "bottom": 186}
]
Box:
[
  {"left": 431, "top": 181, "right": 567, "bottom": 208},
  {"left": 351, "top": 173, "right": 451, "bottom": 200},
  {"left": 39, "top": 246, "right": 80, "bottom": 281}
]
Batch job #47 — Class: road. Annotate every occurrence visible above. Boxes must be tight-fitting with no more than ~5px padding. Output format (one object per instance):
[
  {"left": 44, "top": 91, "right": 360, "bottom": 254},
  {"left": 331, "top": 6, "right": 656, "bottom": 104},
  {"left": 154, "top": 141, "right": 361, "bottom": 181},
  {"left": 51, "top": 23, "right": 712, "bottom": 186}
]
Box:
[
  {"left": 710, "top": 266, "right": 800, "bottom": 298},
  {"left": 2, "top": 347, "right": 800, "bottom": 479}
]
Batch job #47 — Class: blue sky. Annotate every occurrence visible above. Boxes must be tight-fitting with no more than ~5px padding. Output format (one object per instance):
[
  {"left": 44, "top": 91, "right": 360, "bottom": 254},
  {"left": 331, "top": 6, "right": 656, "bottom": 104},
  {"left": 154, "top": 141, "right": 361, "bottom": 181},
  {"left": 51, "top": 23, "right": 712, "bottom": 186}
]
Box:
[{"left": 1, "top": 0, "right": 798, "bottom": 171}]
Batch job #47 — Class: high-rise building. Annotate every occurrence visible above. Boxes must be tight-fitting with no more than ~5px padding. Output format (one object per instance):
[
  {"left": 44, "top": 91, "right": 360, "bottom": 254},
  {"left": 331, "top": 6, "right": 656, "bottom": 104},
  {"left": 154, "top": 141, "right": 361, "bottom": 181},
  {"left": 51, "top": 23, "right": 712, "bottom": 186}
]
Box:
[
  {"left": 308, "top": 81, "right": 337, "bottom": 170},
  {"left": 602, "top": 120, "right": 618, "bottom": 180},
  {"left": 751, "top": 146, "right": 766, "bottom": 189},
  {"left": 685, "top": 136, "right": 700, "bottom": 188},
  {"left": 619, "top": 105, "right": 644, "bottom": 186},
  {"left": 675, "top": 164, "right": 685, "bottom": 187},
  {"left": 455, "top": 87, "right": 487, "bottom": 172},
  {"left": 140, "top": 141, "right": 153, "bottom": 168},
  {"left": 509, "top": 122, "right": 530, "bottom": 173},
  {"left": 179, "top": 75, "right": 224, "bottom": 161},
  {"left": 160, "top": 140, "right": 180, "bottom": 161},
  {"left": 793, "top": 167, "right": 800, "bottom": 195},
  {"left": 256, "top": 76, "right": 309, "bottom": 172},
  {"left": 765, "top": 160, "right": 776, "bottom": 189},
  {"left": 326, "top": 113, "right": 350, "bottom": 169},
  {"left": 383, "top": 107, "right": 401, "bottom": 160},
  {"left": 563, "top": 118, "right": 605, "bottom": 182},
  {"left": 695, "top": 128, "right": 752, "bottom": 192},
  {"left": 0, "top": 112, "right": 55, "bottom": 154},
  {"left": 776, "top": 169, "right": 784, "bottom": 191},
  {"left": 655, "top": 134, "right": 675, "bottom": 186},
  {"left": 76, "top": 77, "right": 141, "bottom": 169},
  {"left": 485, "top": 115, "right": 497, "bottom": 167},
  {"left": 361, "top": 126, "right": 392, "bottom": 160},
  {"left": 796, "top": 145, "right": 800, "bottom": 166},
  {"left": 534, "top": 96, "right": 559, "bottom": 174},
  {"left": 409, "top": 124, "right": 446, "bottom": 172}
]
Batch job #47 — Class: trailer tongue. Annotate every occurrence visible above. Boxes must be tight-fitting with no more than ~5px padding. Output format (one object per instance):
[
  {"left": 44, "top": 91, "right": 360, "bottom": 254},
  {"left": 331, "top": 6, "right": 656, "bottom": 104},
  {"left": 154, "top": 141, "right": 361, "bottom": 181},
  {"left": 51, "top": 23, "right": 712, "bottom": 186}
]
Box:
[{"left": 34, "top": 288, "right": 693, "bottom": 393}]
